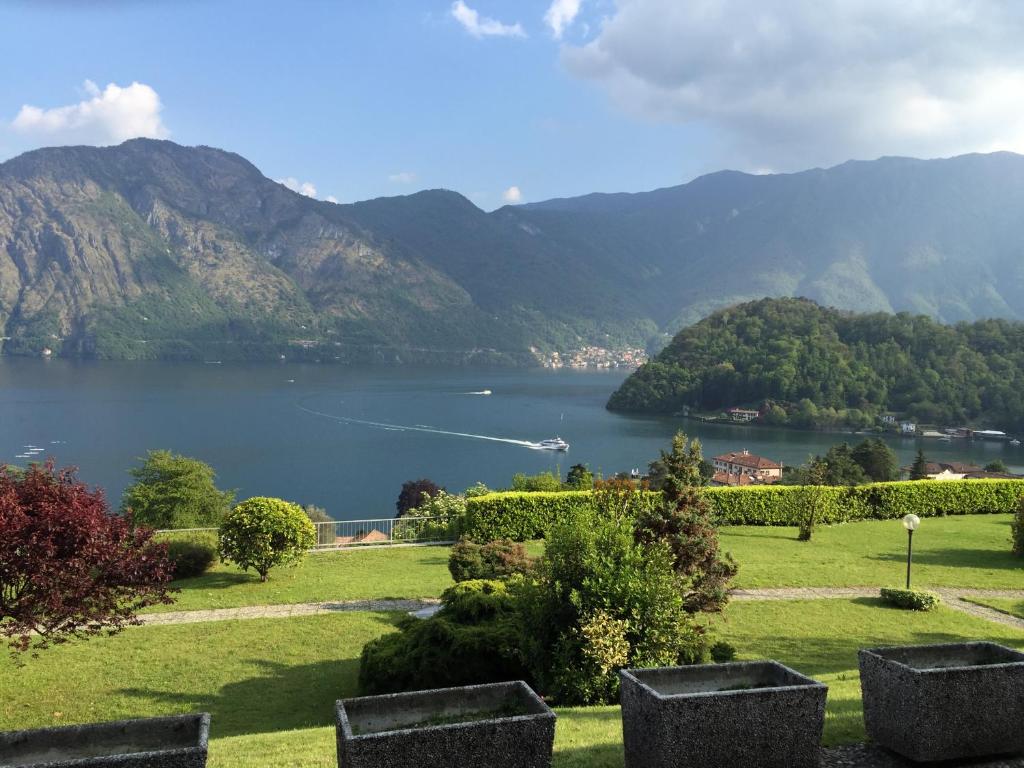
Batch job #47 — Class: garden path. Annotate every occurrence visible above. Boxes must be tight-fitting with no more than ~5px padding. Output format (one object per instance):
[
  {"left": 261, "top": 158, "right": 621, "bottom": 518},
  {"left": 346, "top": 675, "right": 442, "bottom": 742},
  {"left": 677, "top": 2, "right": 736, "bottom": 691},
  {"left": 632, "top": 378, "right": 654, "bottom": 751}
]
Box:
[{"left": 140, "top": 589, "right": 1024, "bottom": 629}]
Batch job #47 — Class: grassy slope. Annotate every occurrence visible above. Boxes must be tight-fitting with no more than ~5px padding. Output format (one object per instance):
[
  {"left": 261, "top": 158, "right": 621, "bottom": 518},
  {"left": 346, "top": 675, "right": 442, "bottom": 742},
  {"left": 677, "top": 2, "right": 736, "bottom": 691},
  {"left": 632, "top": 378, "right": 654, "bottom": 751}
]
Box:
[
  {"left": 720, "top": 514, "right": 1020, "bottom": 589},
  {"left": 4, "top": 600, "right": 1021, "bottom": 767}
]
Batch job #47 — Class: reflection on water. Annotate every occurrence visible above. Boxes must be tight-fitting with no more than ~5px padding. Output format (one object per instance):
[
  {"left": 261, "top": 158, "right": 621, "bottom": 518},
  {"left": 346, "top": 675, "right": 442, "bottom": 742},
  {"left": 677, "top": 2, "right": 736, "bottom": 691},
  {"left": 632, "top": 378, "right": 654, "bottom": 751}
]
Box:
[{"left": 1, "top": 358, "right": 1021, "bottom": 520}]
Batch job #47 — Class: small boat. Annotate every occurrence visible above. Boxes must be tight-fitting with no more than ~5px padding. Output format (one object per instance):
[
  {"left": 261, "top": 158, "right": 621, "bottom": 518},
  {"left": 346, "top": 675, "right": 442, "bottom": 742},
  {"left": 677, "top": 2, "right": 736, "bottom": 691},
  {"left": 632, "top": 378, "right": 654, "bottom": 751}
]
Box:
[
  {"left": 536, "top": 437, "right": 569, "bottom": 451},
  {"left": 1012, "top": 439, "right": 1021, "bottom": 447}
]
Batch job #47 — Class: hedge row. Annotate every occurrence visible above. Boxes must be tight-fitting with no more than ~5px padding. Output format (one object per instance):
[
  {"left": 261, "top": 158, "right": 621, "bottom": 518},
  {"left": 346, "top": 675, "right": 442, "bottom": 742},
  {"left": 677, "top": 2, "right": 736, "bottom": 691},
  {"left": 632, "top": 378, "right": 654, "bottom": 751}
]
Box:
[{"left": 462, "top": 480, "right": 1024, "bottom": 541}]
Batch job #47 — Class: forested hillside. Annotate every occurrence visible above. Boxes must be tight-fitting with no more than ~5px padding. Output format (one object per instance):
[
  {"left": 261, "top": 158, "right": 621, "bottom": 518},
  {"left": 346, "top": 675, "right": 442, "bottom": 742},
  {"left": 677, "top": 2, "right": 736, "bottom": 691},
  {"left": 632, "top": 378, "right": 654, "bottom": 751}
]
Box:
[{"left": 608, "top": 298, "right": 1024, "bottom": 430}]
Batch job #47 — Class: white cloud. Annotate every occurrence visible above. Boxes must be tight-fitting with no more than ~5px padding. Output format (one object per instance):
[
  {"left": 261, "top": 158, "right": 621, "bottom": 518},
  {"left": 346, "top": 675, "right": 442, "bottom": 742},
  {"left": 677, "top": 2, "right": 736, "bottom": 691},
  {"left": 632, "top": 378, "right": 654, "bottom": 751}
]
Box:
[
  {"left": 562, "top": 1, "right": 1024, "bottom": 168},
  {"left": 277, "top": 177, "right": 318, "bottom": 198},
  {"left": 451, "top": 1, "right": 525, "bottom": 38},
  {"left": 545, "top": 0, "right": 582, "bottom": 39},
  {"left": 502, "top": 185, "right": 523, "bottom": 203},
  {"left": 325, "top": 195, "right": 339, "bottom": 204},
  {"left": 10, "top": 80, "right": 168, "bottom": 146},
  {"left": 388, "top": 171, "right": 417, "bottom": 184}
]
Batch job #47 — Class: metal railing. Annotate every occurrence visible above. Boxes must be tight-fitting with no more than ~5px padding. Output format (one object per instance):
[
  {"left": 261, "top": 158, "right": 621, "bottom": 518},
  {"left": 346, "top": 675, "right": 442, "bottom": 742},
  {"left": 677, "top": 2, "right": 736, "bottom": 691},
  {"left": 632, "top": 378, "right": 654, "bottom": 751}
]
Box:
[{"left": 155, "top": 515, "right": 455, "bottom": 550}]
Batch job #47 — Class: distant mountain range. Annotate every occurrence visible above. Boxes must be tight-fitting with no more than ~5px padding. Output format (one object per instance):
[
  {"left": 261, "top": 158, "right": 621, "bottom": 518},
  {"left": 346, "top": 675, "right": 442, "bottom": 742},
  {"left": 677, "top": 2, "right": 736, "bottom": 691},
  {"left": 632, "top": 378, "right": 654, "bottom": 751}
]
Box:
[{"left": 2, "top": 139, "right": 1024, "bottom": 363}]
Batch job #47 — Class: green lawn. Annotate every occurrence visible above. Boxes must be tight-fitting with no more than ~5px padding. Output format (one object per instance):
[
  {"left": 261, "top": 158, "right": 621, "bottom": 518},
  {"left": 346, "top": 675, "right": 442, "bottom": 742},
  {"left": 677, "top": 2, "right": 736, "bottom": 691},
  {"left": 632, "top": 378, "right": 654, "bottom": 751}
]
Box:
[
  {"left": 5, "top": 598, "right": 1021, "bottom": 767},
  {"left": 147, "top": 546, "right": 453, "bottom": 613},
  {"left": 149, "top": 515, "right": 1021, "bottom": 616},
  {"left": 963, "top": 597, "right": 1024, "bottom": 620},
  {"left": 720, "top": 514, "right": 1022, "bottom": 589}
]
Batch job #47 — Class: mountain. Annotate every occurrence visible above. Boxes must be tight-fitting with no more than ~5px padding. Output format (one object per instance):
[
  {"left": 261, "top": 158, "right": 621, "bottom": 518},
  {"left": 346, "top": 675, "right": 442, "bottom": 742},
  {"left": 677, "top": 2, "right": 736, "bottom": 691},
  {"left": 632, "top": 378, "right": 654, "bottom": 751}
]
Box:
[
  {"left": 3, "top": 140, "right": 1024, "bottom": 363},
  {"left": 607, "top": 297, "right": 1024, "bottom": 431}
]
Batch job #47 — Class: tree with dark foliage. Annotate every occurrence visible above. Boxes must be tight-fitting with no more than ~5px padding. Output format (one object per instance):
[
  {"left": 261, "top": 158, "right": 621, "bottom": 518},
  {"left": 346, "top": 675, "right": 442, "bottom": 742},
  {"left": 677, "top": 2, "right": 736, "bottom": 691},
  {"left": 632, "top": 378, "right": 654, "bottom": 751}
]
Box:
[
  {"left": 396, "top": 478, "right": 443, "bottom": 517},
  {"left": 0, "top": 462, "right": 174, "bottom": 654}
]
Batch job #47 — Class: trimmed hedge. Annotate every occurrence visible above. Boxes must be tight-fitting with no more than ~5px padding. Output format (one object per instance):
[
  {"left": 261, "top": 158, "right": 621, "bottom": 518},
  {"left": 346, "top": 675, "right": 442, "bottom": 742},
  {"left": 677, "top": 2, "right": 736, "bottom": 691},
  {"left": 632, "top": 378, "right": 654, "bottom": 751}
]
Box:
[
  {"left": 462, "top": 480, "right": 1024, "bottom": 541},
  {"left": 880, "top": 588, "right": 941, "bottom": 611}
]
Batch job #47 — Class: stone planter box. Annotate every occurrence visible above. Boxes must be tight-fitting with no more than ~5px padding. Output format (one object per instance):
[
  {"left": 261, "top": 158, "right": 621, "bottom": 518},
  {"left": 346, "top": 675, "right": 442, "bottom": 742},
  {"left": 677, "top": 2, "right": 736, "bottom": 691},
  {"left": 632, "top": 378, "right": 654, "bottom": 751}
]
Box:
[
  {"left": 859, "top": 641, "right": 1024, "bottom": 762},
  {"left": 620, "top": 661, "right": 827, "bottom": 768},
  {"left": 336, "top": 680, "right": 555, "bottom": 768},
  {"left": 0, "top": 713, "right": 210, "bottom": 768}
]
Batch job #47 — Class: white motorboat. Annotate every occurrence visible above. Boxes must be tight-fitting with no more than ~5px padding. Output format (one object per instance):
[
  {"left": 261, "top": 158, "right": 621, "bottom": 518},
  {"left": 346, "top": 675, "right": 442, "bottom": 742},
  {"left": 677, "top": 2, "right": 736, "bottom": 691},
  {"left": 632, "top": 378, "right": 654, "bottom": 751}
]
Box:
[{"left": 536, "top": 437, "right": 569, "bottom": 451}]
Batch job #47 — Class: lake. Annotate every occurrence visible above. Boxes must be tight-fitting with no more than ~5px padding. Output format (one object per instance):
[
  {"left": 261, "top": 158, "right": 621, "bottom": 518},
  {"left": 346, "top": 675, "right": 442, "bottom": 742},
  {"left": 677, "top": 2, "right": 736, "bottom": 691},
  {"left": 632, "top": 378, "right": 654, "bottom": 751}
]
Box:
[{"left": 2, "top": 358, "right": 1022, "bottom": 521}]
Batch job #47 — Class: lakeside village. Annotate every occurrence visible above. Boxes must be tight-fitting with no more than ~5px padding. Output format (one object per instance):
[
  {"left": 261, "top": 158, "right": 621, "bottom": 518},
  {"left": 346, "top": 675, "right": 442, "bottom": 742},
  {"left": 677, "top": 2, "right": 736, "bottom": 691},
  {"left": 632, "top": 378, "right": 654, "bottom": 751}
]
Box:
[
  {"left": 693, "top": 402, "right": 1022, "bottom": 444},
  {"left": 531, "top": 344, "right": 648, "bottom": 369}
]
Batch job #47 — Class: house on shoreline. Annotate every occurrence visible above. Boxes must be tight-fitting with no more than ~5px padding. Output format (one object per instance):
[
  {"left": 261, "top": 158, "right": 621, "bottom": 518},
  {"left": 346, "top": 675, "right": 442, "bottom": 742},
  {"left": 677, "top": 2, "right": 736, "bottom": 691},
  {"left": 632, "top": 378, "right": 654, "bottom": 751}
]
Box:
[{"left": 711, "top": 449, "right": 783, "bottom": 486}]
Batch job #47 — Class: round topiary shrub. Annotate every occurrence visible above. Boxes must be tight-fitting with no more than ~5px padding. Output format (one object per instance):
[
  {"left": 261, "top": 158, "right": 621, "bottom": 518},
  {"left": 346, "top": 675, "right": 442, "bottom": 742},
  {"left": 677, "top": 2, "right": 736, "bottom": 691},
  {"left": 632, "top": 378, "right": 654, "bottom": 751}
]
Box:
[
  {"left": 218, "top": 497, "right": 316, "bottom": 582},
  {"left": 166, "top": 538, "right": 217, "bottom": 579}
]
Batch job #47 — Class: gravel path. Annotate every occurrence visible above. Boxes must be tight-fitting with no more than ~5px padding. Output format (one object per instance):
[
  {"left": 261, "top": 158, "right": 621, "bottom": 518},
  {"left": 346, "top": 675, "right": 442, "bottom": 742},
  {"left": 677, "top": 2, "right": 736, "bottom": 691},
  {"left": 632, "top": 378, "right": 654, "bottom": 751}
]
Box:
[
  {"left": 139, "top": 598, "right": 440, "bottom": 626},
  {"left": 138, "top": 588, "right": 1024, "bottom": 628}
]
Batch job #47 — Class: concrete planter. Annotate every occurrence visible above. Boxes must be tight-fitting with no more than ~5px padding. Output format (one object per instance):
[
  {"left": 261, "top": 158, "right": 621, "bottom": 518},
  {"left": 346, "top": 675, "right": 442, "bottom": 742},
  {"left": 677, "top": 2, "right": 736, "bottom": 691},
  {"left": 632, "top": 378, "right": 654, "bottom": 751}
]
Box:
[
  {"left": 336, "top": 680, "right": 555, "bottom": 768},
  {"left": 0, "top": 714, "right": 210, "bottom": 768},
  {"left": 620, "top": 661, "right": 827, "bottom": 768},
  {"left": 859, "top": 641, "right": 1024, "bottom": 762}
]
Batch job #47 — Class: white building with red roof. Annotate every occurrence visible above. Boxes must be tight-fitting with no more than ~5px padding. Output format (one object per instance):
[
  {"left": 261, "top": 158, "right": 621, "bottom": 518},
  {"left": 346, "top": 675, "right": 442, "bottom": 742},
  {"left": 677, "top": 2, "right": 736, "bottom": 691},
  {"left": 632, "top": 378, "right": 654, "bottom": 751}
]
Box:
[{"left": 711, "top": 449, "right": 783, "bottom": 486}]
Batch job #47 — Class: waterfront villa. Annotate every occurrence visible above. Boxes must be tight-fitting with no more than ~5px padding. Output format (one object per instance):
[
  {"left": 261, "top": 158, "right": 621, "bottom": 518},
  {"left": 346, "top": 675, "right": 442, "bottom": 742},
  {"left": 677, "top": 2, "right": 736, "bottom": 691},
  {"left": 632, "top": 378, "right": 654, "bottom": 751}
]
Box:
[{"left": 711, "top": 449, "right": 783, "bottom": 486}]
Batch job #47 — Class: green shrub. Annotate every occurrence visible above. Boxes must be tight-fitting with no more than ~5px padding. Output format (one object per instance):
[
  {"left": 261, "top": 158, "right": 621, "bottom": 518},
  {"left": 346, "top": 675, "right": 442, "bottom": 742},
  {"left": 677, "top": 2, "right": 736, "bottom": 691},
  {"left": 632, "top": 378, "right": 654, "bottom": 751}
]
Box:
[
  {"left": 880, "top": 587, "right": 941, "bottom": 611},
  {"left": 519, "top": 504, "right": 706, "bottom": 705},
  {"left": 439, "top": 579, "right": 514, "bottom": 623},
  {"left": 462, "top": 480, "right": 1024, "bottom": 540},
  {"left": 358, "top": 579, "right": 526, "bottom": 695},
  {"left": 218, "top": 497, "right": 316, "bottom": 582},
  {"left": 710, "top": 641, "right": 737, "bottom": 663},
  {"left": 166, "top": 538, "right": 217, "bottom": 579},
  {"left": 395, "top": 491, "right": 464, "bottom": 542},
  {"left": 448, "top": 538, "right": 535, "bottom": 582},
  {"left": 462, "top": 490, "right": 661, "bottom": 541}
]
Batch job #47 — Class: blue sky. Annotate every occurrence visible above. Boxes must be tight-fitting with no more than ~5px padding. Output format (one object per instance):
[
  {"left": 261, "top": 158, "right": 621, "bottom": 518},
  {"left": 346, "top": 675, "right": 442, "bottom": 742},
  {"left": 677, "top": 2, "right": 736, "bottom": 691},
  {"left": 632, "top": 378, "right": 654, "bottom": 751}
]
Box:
[{"left": 3, "top": 1, "right": 1023, "bottom": 209}]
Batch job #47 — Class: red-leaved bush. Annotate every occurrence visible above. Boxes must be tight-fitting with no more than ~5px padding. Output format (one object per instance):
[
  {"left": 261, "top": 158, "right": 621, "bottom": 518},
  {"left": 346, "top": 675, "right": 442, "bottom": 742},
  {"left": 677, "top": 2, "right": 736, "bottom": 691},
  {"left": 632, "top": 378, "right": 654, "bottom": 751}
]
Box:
[{"left": 0, "top": 461, "right": 175, "bottom": 654}]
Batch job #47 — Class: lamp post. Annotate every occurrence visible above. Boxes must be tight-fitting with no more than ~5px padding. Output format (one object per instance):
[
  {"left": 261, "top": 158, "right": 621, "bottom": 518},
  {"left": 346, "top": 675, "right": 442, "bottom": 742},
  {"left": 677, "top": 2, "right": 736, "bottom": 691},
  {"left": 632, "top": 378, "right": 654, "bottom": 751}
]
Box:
[{"left": 902, "top": 514, "right": 921, "bottom": 589}]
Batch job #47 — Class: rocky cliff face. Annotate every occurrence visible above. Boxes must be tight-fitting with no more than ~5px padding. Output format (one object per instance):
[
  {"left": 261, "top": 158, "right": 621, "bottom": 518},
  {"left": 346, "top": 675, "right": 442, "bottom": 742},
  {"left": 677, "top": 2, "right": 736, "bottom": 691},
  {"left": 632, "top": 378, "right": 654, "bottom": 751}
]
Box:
[{"left": 3, "top": 140, "right": 1024, "bottom": 362}]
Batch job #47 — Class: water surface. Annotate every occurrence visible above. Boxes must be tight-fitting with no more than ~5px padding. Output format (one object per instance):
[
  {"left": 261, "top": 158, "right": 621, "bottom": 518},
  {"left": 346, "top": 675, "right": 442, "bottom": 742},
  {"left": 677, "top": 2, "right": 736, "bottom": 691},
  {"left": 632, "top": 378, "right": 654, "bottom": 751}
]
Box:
[{"left": 2, "top": 359, "right": 1020, "bottom": 520}]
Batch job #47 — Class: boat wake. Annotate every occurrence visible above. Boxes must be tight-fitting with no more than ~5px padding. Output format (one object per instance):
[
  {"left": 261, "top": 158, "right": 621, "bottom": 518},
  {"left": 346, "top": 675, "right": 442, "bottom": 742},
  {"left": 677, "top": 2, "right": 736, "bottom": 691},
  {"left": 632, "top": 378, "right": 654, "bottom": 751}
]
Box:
[
  {"left": 463, "top": 390, "right": 492, "bottom": 396},
  {"left": 296, "top": 403, "right": 540, "bottom": 449}
]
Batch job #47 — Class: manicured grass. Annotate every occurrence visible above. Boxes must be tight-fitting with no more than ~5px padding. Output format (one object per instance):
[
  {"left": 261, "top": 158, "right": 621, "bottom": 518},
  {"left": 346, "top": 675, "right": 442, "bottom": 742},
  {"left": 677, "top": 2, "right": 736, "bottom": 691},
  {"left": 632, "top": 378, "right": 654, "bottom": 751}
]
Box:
[
  {"left": 0, "top": 613, "right": 400, "bottom": 736},
  {"left": 148, "top": 545, "right": 454, "bottom": 613},
  {"left": 720, "top": 514, "right": 1021, "bottom": 589},
  {"left": 963, "top": 597, "right": 1024, "bottom": 620},
  {"left": 5, "top": 598, "right": 1021, "bottom": 767},
  {"left": 713, "top": 598, "right": 1024, "bottom": 746},
  {"left": 150, "top": 515, "right": 1019, "bottom": 616}
]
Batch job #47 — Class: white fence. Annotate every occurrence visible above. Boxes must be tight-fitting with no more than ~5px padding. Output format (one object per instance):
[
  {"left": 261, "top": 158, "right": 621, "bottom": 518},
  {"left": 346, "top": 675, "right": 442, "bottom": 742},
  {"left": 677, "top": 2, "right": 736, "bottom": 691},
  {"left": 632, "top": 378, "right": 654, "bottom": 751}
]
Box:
[{"left": 156, "top": 515, "right": 455, "bottom": 550}]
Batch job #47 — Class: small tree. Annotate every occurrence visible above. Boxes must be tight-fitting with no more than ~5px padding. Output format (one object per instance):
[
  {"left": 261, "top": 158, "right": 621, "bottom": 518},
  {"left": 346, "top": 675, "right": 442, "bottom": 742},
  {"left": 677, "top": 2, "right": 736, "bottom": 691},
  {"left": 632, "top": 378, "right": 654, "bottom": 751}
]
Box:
[
  {"left": 122, "top": 450, "right": 234, "bottom": 529},
  {"left": 910, "top": 449, "right": 930, "bottom": 481},
  {"left": 219, "top": 497, "right": 316, "bottom": 582},
  {"left": 396, "top": 478, "right": 443, "bottom": 517},
  {"left": 794, "top": 458, "right": 829, "bottom": 541},
  {"left": 1013, "top": 496, "right": 1024, "bottom": 557},
  {"left": 565, "top": 463, "right": 594, "bottom": 490},
  {"left": 648, "top": 431, "right": 707, "bottom": 504},
  {"left": 851, "top": 438, "right": 899, "bottom": 482},
  {"left": 1, "top": 462, "right": 174, "bottom": 654},
  {"left": 511, "top": 471, "right": 563, "bottom": 492},
  {"left": 635, "top": 438, "right": 737, "bottom": 613},
  {"left": 985, "top": 459, "right": 1009, "bottom": 474}
]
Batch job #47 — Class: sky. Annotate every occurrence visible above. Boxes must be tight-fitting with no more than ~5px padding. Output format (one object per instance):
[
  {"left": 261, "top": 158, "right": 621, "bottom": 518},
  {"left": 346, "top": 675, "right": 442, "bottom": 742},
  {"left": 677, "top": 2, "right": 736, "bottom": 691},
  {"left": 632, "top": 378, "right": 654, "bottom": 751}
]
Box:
[{"left": 2, "top": 0, "right": 1024, "bottom": 209}]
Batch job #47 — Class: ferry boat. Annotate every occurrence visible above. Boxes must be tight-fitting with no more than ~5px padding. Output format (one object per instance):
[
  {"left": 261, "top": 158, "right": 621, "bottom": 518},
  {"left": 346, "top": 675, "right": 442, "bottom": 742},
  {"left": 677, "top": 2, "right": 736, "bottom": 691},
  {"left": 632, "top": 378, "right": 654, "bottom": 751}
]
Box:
[{"left": 536, "top": 437, "right": 569, "bottom": 451}]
